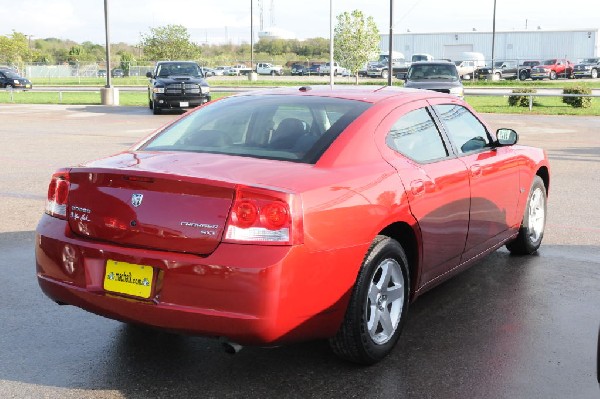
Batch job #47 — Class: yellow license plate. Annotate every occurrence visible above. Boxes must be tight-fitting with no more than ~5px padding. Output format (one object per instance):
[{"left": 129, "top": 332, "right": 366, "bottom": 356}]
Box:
[{"left": 104, "top": 260, "right": 154, "bottom": 299}]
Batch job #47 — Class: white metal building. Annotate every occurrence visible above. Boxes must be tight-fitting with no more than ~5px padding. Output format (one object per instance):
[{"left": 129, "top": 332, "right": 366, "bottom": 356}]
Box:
[{"left": 380, "top": 29, "right": 598, "bottom": 62}]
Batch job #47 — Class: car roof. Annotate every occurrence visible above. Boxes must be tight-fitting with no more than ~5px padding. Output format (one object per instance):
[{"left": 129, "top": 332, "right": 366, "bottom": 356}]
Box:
[{"left": 233, "top": 85, "right": 451, "bottom": 104}]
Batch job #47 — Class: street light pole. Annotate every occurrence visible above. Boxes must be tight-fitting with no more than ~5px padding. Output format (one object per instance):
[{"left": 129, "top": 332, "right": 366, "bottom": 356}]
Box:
[
  {"left": 329, "top": 0, "right": 334, "bottom": 88},
  {"left": 104, "top": 0, "right": 112, "bottom": 89},
  {"left": 388, "top": 0, "right": 394, "bottom": 86},
  {"left": 491, "top": 0, "right": 497, "bottom": 76}
]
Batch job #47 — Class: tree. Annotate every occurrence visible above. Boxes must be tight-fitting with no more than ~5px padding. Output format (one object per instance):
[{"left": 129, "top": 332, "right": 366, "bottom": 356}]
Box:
[
  {"left": 140, "top": 25, "right": 201, "bottom": 61},
  {"left": 334, "top": 10, "right": 380, "bottom": 83}
]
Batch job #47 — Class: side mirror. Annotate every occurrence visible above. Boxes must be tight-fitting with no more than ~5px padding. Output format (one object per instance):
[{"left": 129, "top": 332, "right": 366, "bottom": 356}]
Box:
[
  {"left": 146, "top": 71, "right": 153, "bottom": 78},
  {"left": 496, "top": 128, "right": 518, "bottom": 146}
]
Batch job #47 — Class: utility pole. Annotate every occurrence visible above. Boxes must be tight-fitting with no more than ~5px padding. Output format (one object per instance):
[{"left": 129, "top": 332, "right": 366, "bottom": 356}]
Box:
[{"left": 388, "top": 0, "right": 394, "bottom": 86}]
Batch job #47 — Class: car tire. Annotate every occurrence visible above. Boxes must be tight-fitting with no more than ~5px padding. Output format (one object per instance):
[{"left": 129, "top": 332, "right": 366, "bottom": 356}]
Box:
[
  {"left": 329, "top": 235, "right": 409, "bottom": 365},
  {"left": 152, "top": 101, "right": 161, "bottom": 115},
  {"left": 381, "top": 70, "right": 389, "bottom": 80},
  {"left": 592, "top": 69, "right": 598, "bottom": 79},
  {"left": 506, "top": 176, "right": 547, "bottom": 255},
  {"left": 549, "top": 71, "right": 557, "bottom": 80},
  {"left": 148, "top": 98, "right": 153, "bottom": 110},
  {"left": 519, "top": 71, "right": 528, "bottom": 81},
  {"left": 270, "top": 70, "right": 276, "bottom": 76}
]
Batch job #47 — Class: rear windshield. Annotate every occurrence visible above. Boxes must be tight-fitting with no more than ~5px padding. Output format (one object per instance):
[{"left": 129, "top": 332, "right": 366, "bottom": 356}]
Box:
[{"left": 141, "top": 94, "right": 372, "bottom": 163}]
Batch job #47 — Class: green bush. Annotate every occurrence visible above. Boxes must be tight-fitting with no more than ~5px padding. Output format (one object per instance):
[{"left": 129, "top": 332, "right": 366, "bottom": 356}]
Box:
[
  {"left": 508, "top": 88, "right": 537, "bottom": 107},
  {"left": 562, "top": 86, "right": 592, "bottom": 108}
]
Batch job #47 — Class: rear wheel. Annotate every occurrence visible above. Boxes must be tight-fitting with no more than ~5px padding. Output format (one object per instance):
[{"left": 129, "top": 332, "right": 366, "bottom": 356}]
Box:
[
  {"left": 592, "top": 69, "right": 598, "bottom": 79},
  {"left": 519, "top": 70, "right": 528, "bottom": 81},
  {"left": 329, "top": 235, "right": 409, "bottom": 365},
  {"left": 506, "top": 176, "right": 547, "bottom": 255}
]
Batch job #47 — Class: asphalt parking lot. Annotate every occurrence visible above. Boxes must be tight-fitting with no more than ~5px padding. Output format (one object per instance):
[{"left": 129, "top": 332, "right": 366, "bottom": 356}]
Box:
[{"left": 0, "top": 104, "right": 599, "bottom": 398}]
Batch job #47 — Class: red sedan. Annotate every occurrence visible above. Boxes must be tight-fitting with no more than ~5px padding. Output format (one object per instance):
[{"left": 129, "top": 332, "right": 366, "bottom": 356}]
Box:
[{"left": 36, "top": 86, "right": 549, "bottom": 364}]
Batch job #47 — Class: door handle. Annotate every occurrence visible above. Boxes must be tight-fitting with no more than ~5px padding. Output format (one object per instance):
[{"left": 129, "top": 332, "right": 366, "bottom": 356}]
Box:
[
  {"left": 410, "top": 180, "right": 425, "bottom": 196},
  {"left": 470, "top": 164, "right": 482, "bottom": 178}
]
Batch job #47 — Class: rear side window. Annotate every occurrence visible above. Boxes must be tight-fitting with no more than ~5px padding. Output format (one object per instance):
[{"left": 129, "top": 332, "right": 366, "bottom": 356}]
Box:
[
  {"left": 141, "top": 95, "right": 371, "bottom": 163},
  {"left": 434, "top": 104, "right": 491, "bottom": 154},
  {"left": 385, "top": 107, "right": 448, "bottom": 163}
]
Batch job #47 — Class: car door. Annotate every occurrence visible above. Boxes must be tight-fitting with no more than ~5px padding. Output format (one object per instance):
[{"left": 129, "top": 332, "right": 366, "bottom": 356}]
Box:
[
  {"left": 430, "top": 101, "right": 521, "bottom": 263},
  {"left": 376, "top": 100, "right": 471, "bottom": 288}
]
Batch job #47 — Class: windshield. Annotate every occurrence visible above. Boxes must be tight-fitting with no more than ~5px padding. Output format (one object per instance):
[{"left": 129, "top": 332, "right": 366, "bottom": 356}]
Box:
[
  {"left": 408, "top": 64, "right": 458, "bottom": 81},
  {"left": 141, "top": 95, "right": 372, "bottom": 164},
  {"left": 583, "top": 58, "right": 599, "bottom": 63},
  {"left": 156, "top": 63, "right": 202, "bottom": 77},
  {"left": 542, "top": 59, "right": 557, "bottom": 65},
  {"left": 2, "top": 70, "right": 21, "bottom": 79}
]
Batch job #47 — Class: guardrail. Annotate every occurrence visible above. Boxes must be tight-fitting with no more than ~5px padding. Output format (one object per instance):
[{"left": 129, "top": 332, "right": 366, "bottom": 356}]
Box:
[{"left": 3, "top": 86, "right": 600, "bottom": 111}]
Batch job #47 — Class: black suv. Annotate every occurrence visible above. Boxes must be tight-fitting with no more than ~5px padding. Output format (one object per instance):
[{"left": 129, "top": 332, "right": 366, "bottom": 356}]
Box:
[
  {"left": 573, "top": 57, "right": 600, "bottom": 79},
  {"left": 475, "top": 61, "right": 519, "bottom": 80},
  {"left": 290, "top": 64, "right": 307, "bottom": 76},
  {"left": 146, "top": 61, "right": 211, "bottom": 115},
  {"left": 0, "top": 68, "right": 32, "bottom": 89}
]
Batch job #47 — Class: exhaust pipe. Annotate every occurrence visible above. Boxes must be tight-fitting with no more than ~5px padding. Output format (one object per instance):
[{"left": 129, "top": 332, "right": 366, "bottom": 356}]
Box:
[{"left": 219, "top": 337, "right": 243, "bottom": 354}]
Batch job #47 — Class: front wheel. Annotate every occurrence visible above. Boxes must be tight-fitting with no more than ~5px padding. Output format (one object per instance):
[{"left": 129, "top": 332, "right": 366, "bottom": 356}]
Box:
[
  {"left": 381, "top": 69, "right": 389, "bottom": 80},
  {"left": 506, "top": 176, "right": 547, "bottom": 255},
  {"left": 329, "top": 235, "right": 409, "bottom": 365},
  {"left": 549, "top": 71, "right": 557, "bottom": 80},
  {"left": 152, "top": 100, "right": 161, "bottom": 115},
  {"left": 592, "top": 69, "right": 598, "bottom": 79}
]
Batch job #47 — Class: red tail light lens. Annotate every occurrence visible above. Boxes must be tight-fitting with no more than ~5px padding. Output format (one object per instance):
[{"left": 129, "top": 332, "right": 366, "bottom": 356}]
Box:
[
  {"left": 46, "top": 170, "right": 70, "bottom": 219},
  {"left": 224, "top": 186, "right": 302, "bottom": 245}
]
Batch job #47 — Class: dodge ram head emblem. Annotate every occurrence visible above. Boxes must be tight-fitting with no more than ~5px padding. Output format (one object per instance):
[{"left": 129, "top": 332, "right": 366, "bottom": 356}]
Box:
[{"left": 131, "top": 194, "right": 144, "bottom": 207}]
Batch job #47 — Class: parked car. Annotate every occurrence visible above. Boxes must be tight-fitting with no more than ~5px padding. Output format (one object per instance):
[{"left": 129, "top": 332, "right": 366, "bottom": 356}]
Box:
[
  {"left": 454, "top": 60, "right": 480, "bottom": 79},
  {"left": 36, "top": 86, "right": 549, "bottom": 365},
  {"left": 402, "top": 61, "right": 464, "bottom": 98},
  {"left": 97, "top": 69, "right": 107, "bottom": 78},
  {"left": 213, "top": 66, "right": 231, "bottom": 76},
  {"left": 475, "top": 61, "right": 519, "bottom": 80},
  {"left": 200, "top": 67, "right": 215, "bottom": 77},
  {"left": 0, "top": 68, "right": 32, "bottom": 89},
  {"left": 256, "top": 62, "right": 283, "bottom": 76},
  {"left": 146, "top": 61, "right": 211, "bottom": 115},
  {"left": 111, "top": 68, "right": 125, "bottom": 78},
  {"left": 290, "top": 63, "right": 308, "bottom": 76},
  {"left": 573, "top": 57, "right": 600, "bottom": 79},
  {"left": 517, "top": 60, "right": 541, "bottom": 80},
  {"left": 307, "top": 64, "right": 321, "bottom": 75},
  {"left": 319, "top": 62, "right": 343, "bottom": 76},
  {"left": 530, "top": 59, "right": 573, "bottom": 80}
]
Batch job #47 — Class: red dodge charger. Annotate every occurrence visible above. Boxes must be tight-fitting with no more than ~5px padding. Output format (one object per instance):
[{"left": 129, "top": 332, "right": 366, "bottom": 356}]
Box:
[{"left": 36, "top": 86, "right": 549, "bottom": 364}]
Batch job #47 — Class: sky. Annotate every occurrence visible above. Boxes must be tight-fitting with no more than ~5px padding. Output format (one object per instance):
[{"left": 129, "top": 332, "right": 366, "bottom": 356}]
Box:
[{"left": 3, "top": 0, "right": 600, "bottom": 46}]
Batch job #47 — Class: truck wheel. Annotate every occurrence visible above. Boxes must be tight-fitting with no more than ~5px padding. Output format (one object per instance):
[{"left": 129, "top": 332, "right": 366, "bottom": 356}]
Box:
[
  {"left": 152, "top": 101, "right": 161, "bottom": 115},
  {"left": 549, "top": 71, "right": 557, "bottom": 80},
  {"left": 271, "top": 70, "right": 276, "bottom": 76},
  {"left": 381, "top": 70, "right": 389, "bottom": 80},
  {"left": 519, "top": 70, "right": 528, "bottom": 81},
  {"left": 592, "top": 69, "right": 598, "bottom": 79}
]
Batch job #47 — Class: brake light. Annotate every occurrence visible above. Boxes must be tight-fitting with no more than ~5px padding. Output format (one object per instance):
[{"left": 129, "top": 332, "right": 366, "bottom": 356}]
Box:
[
  {"left": 46, "top": 170, "right": 70, "bottom": 219},
  {"left": 224, "top": 186, "right": 303, "bottom": 245}
]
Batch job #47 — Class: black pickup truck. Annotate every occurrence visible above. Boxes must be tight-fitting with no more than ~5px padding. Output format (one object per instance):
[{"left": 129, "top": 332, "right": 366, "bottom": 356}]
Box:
[{"left": 146, "top": 61, "right": 211, "bottom": 115}]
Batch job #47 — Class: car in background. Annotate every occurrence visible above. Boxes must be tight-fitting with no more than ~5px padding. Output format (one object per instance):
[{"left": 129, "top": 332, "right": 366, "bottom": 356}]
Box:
[
  {"left": 291, "top": 64, "right": 308, "bottom": 76},
  {"left": 530, "top": 59, "right": 573, "bottom": 80},
  {"left": 475, "top": 61, "right": 519, "bottom": 80},
  {"left": 146, "top": 61, "right": 211, "bottom": 115},
  {"left": 307, "top": 64, "right": 321, "bottom": 75},
  {"left": 402, "top": 61, "right": 464, "bottom": 98},
  {"left": 35, "top": 85, "right": 549, "bottom": 365},
  {"left": 0, "top": 68, "right": 32, "bottom": 89},
  {"left": 213, "top": 66, "right": 231, "bottom": 76},
  {"left": 200, "top": 67, "right": 215, "bottom": 77},
  {"left": 517, "top": 60, "right": 541, "bottom": 80},
  {"left": 111, "top": 69, "right": 125, "bottom": 78},
  {"left": 573, "top": 57, "right": 600, "bottom": 79},
  {"left": 97, "top": 69, "right": 107, "bottom": 78}
]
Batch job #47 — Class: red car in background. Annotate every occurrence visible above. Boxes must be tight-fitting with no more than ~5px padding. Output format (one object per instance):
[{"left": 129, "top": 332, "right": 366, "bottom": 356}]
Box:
[{"left": 36, "top": 86, "right": 549, "bottom": 364}]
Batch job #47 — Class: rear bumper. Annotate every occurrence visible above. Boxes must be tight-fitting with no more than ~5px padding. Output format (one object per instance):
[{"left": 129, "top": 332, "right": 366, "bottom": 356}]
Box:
[{"left": 35, "top": 214, "right": 357, "bottom": 345}]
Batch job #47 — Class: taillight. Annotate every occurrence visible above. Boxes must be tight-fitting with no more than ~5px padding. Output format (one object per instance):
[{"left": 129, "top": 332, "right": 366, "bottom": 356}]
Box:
[
  {"left": 46, "top": 170, "right": 70, "bottom": 219},
  {"left": 224, "top": 186, "right": 303, "bottom": 245}
]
